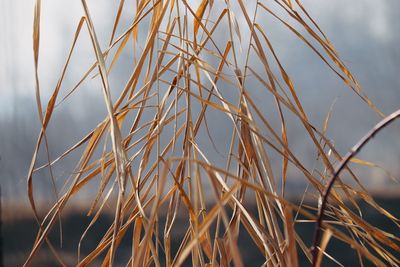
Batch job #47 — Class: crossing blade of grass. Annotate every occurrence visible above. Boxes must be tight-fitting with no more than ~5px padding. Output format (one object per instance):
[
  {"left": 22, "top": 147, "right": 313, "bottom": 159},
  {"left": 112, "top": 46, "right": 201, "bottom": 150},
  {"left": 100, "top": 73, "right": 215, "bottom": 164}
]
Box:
[{"left": 26, "top": 1, "right": 400, "bottom": 266}]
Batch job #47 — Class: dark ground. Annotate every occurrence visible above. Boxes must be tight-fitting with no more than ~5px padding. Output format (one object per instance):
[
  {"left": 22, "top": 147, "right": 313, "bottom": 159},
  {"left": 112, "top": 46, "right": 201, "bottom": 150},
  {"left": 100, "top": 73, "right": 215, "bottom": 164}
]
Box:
[{"left": 1, "top": 196, "right": 399, "bottom": 266}]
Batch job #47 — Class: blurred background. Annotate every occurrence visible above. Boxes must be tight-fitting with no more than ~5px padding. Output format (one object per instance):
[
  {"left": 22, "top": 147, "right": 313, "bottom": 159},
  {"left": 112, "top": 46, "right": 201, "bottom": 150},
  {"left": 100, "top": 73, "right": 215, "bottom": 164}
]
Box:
[{"left": 1, "top": 0, "right": 400, "bottom": 266}]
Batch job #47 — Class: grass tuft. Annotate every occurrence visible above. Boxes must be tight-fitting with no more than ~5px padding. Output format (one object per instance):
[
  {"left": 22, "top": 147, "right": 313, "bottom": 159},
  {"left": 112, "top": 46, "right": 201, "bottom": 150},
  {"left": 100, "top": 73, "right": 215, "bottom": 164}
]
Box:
[{"left": 26, "top": 1, "right": 399, "bottom": 266}]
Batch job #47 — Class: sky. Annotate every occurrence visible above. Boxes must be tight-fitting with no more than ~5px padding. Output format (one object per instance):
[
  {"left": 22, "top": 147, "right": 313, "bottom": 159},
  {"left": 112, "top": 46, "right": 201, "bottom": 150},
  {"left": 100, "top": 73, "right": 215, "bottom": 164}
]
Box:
[{"left": 1, "top": 0, "right": 400, "bottom": 205}]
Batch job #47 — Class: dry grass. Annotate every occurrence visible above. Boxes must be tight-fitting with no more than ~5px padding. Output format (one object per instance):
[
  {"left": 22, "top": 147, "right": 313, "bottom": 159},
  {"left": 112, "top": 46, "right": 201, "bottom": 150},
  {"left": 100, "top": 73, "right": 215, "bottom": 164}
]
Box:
[{"left": 26, "top": 0, "right": 399, "bottom": 266}]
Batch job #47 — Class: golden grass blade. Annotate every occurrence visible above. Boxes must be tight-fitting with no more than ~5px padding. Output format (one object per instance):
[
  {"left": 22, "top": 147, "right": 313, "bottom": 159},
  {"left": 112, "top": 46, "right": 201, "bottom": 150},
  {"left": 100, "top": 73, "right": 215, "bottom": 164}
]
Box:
[
  {"left": 81, "top": 2, "right": 131, "bottom": 265},
  {"left": 284, "top": 207, "right": 298, "bottom": 267},
  {"left": 109, "top": 0, "right": 125, "bottom": 45},
  {"left": 28, "top": 0, "right": 43, "bottom": 223},
  {"left": 194, "top": 0, "right": 208, "bottom": 35},
  {"left": 314, "top": 229, "right": 332, "bottom": 267}
]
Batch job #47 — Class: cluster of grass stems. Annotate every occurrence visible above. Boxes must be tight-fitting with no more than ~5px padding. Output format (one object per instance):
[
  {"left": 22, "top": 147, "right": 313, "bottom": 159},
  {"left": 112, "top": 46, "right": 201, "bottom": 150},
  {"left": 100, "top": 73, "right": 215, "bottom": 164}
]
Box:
[{"left": 26, "top": 0, "right": 400, "bottom": 266}]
